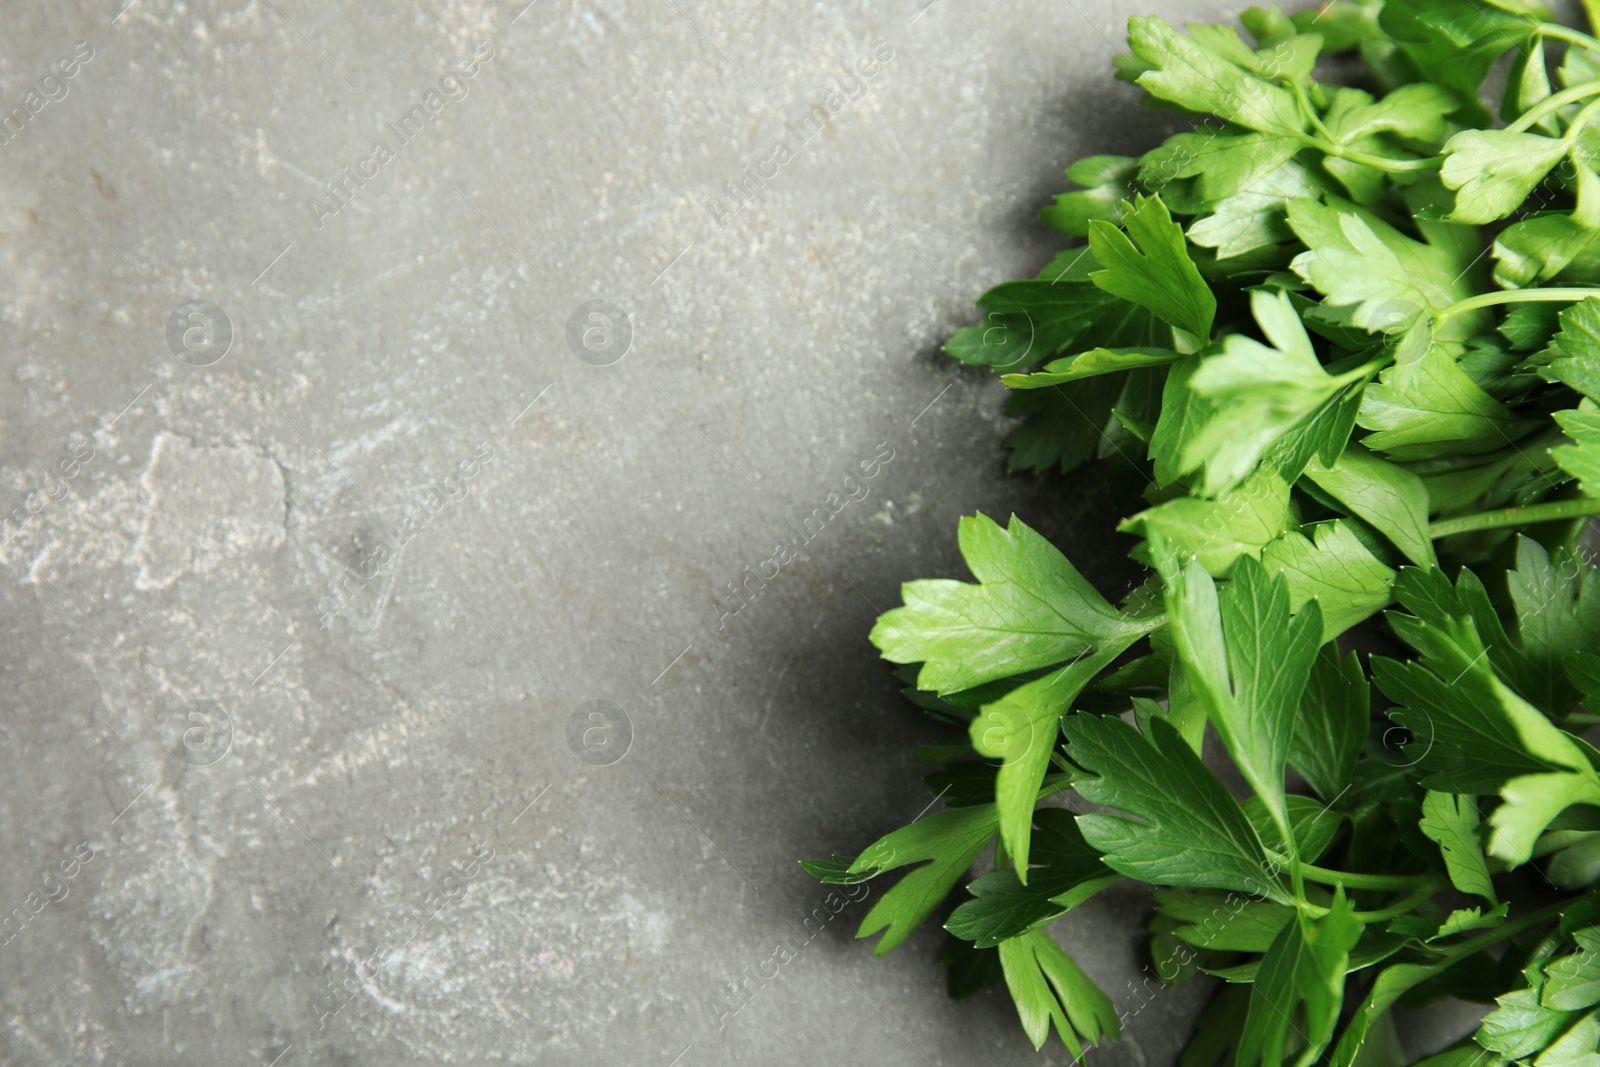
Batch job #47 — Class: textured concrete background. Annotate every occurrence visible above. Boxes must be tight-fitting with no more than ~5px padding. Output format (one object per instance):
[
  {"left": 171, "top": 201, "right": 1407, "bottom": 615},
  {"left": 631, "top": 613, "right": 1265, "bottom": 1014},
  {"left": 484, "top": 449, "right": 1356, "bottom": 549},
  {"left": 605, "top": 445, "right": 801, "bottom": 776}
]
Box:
[{"left": 0, "top": 1, "right": 1236, "bottom": 1063}]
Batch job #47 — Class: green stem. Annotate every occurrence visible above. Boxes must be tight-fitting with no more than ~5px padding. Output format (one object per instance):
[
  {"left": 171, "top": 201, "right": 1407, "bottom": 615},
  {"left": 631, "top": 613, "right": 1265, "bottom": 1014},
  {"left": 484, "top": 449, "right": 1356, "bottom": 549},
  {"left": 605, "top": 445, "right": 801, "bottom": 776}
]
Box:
[
  {"left": 1565, "top": 96, "right": 1600, "bottom": 149},
  {"left": 1536, "top": 22, "right": 1600, "bottom": 58},
  {"left": 1298, "top": 863, "right": 1435, "bottom": 891},
  {"left": 1299, "top": 882, "right": 1443, "bottom": 921},
  {"left": 1430, "top": 497, "right": 1600, "bottom": 539},
  {"left": 1321, "top": 145, "right": 1443, "bottom": 172},
  {"left": 1291, "top": 79, "right": 1336, "bottom": 143},
  {"left": 1507, "top": 81, "right": 1600, "bottom": 135},
  {"left": 1436, "top": 287, "right": 1600, "bottom": 326},
  {"left": 1357, "top": 884, "right": 1444, "bottom": 923}
]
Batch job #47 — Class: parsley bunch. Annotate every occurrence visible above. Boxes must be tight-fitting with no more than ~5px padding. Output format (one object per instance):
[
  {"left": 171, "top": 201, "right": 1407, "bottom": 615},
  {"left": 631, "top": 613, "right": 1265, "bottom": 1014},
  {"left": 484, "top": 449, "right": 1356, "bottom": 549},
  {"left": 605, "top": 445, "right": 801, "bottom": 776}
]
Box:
[{"left": 804, "top": 2, "right": 1600, "bottom": 1064}]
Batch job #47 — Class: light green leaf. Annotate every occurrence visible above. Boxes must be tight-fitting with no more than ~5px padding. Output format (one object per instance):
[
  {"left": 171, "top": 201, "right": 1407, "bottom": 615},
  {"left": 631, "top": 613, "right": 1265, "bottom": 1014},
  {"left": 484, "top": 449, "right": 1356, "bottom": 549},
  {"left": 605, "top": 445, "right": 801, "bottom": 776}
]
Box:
[
  {"left": 1188, "top": 159, "right": 1327, "bottom": 259},
  {"left": 1325, "top": 83, "right": 1460, "bottom": 145},
  {"left": 1542, "top": 952, "right": 1600, "bottom": 1011},
  {"left": 1164, "top": 553, "right": 1323, "bottom": 830},
  {"left": 1493, "top": 213, "right": 1600, "bottom": 289},
  {"left": 1089, "top": 192, "right": 1218, "bottom": 341},
  {"left": 1529, "top": 1007, "right": 1600, "bottom": 1067},
  {"left": 1545, "top": 298, "right": 1600, "bottom": 403},
  {"left": 1002, "top": 347, "right": 1180, "bottom": 388},
  {"left": 998, "top": 928, "right": 1119, "bottom": 1054},
  {"left": 844, "top": 804, "right": 1000, "bottom": 956},
  {"left": 1126, "top": 15, "right": 1307, "bottom": 137},
  {"left": 1441, "top": 129, "right": 1571, "bottom": 224},
  {"left": 1303, "top": 442, "right": 1437, "bottom": 566},
  {"left": 1419, "top": 791, "right": 1497, "bottom": 902},
  {"left": 1139, "top": 130, "right": 1302, "bottom": 209},
  {"left": 1478, "top": 987, "right": 1587, "bottom": 1060},
  {"left": 1358, "top": 342, "right": 1528, "bottom": 461},
  {"left": 1260, "top": 521, "right": 1396, "bottom": 641},
  {"left": 1434, "top": 904, "right": 1509, "bottom": 939},
  {"left": 1554, "top": 403, "right": 1600, "bottom": 496},
  {"left": 1123, "top": 470, "right": 1295, "bottom": 578},
  {"left": 1184, "top": 289, "right": 1376, "bottom": 494},
  {"left": 1286, "top": 197, "right": 1486, "bottom": 342},
  {"left": 972, "top": 644, "right": 1133, "bottom": 877},
  {"left": 1149, "top": 357, "right": 1219, "bottom": 486},
  {"left": 872, "top": 512, "right": 1160, "bottom": 694},
  {"left": 1491, "top": 771, "right": 1600, "bottom": 866}
]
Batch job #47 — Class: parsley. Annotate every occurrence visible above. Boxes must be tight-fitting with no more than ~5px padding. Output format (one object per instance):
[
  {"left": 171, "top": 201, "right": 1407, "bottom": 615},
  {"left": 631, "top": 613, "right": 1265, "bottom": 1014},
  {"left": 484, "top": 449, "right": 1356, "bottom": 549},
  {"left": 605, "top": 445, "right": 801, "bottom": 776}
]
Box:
[{"left": 805, "top": 2, "right": 1600, "bottom": 1060}]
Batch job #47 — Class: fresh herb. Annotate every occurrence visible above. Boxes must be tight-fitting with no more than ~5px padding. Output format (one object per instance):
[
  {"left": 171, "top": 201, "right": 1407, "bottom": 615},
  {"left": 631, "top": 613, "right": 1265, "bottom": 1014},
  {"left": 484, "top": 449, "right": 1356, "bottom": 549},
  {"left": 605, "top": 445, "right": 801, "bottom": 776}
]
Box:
[{"left": 805, "top": 2, "right": 1600, "bottom": 1061}]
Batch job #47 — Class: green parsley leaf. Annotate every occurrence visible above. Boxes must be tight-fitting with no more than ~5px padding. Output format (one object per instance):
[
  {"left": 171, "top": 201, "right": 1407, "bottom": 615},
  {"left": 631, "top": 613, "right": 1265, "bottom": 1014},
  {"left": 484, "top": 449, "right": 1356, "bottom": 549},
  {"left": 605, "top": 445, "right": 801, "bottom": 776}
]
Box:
[
  {"left": 1506, "top": 537, "right": 1600, "bottom": 715},
  {"left": 1288, "top": 645, "right": 1370, "bottom": 805},
  {"left": 1378, "top": 0, "right": 1540, "bottom": 120},
  {"left": 1303, "top": 442, "right": 1437, "bottom": 566},
  {"left": 1358, "top": 342, "right": 1529, "bottom": 461},
  {"left": 1541, "top": 948, "right": 1600, "bottom": 1011},
  {"left": 1122, "top": 469, "right": 1296, "bottom": 578},
  {"left": 1155, "top": 887, "right": 1295, "bottom": 952},
  {"left": 1161, "top": 551, "right": 1322, "bottom": 829},
  {"left": 1126, "top": 15, "right": 1307, "bottom": 136},
  {"left": 998, "top": 928, "right": 1120, "bottom": 1054},
  {"left": 945, "top": 809, "right": 1118, "bottom": 947},
  {"left": 1554, "top": 403, "right": 1600, "bottom": 495},
  {"left": 1419, "top": 791, "right": 1497, "bottom": 903},
  {"left": 1001, "top": 346, "right": 1180, "bottom": 388},
  {"left": 1187, "top": 159, "right": 1328, "bottom": 259},
  {"left": 1478, "top": 988, "right": 1588, "bottom": 1060},
  {"left": 871, "top": 512, "right": 1161, "bottom": 694},
  {"left": 1184, "top": 289, "right": 1376, "bottom": 494},
  {"left": 1545, "top": 298, "right": 1600, "bottom": 403},
  {"left": 1492, "top": 770, "right": 1600, "bottom": 867},
  {"left": 1237, "top": 888, "right": 1364, "bottom": 1067},
  {"left": 1040, "top": 155, "right": 1139, "bottom": 237},
  {"left": 1000, "top": 375, "right": 1128, "bottom": 474},
  {"left": 1088, "top": 192, "right": 1218, "bottom": 341},
  {"left": 1245, "top": 794, "right": 1350, "bottom": 863},
  {"left": 1260, "top": 520, "right": 1396, "bottom": 640},
  {"left": 1138, "top": 130, "right": 1302, "bottom": 210},
  {"left": 1493, "top": 213, "right": 1600, "bottom": 290},
  {"left": 1286, "top": 197, "right": 1486, "bottom": 341},
  {"left": 1063, "top": 714, "right": 1287, "bottom": 901},
  {"left": 971, "top": 644, "right": 1136, "bottom": 876},
  {"left": 844, "top": 804, "right": 1000, "bottom": 956},
  {"left": 944, "top": 281, "right": 1122, "bottom": 371},
  {"left": 1325, "top": 83, "right": 1460, "bottom": 145},
  {"left": 1440, "top": 129, "right": 1571, "bottom": 224}
]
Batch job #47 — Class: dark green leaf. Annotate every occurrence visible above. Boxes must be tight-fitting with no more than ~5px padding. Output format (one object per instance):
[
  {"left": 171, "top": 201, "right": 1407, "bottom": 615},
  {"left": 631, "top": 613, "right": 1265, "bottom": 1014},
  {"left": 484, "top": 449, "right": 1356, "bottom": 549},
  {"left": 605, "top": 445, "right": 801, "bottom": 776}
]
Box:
[
  {"left": 1063, "top": 715, "right": 1286, "bottom": 901},
  {"left": 946, "top": 809, "right": 1118, "bottom": 947}
]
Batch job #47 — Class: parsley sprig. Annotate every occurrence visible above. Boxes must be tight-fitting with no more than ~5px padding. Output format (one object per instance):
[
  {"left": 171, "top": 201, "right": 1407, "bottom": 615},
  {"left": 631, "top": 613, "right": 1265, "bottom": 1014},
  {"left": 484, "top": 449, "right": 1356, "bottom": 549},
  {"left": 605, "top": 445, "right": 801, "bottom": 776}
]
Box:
[{"left": 805, "top": 2, "right": 1600, "bottom": 1062}]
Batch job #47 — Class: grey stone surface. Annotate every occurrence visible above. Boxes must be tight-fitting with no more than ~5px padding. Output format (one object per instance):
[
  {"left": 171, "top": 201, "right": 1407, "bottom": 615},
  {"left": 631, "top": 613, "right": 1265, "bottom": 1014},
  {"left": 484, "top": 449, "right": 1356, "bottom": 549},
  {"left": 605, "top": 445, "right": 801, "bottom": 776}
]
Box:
[{"left": 0, "top": 1, "right": 1237, "bottom": 1063}]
